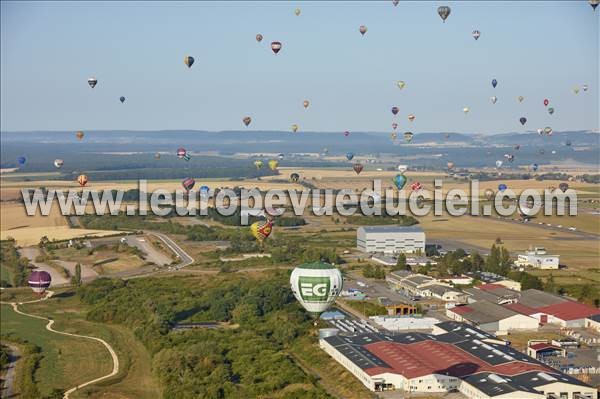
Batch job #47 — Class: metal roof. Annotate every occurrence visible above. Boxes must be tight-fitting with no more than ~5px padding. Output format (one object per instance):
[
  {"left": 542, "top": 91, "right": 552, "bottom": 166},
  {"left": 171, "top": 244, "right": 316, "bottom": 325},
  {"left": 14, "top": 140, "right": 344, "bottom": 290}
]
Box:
[
  {"left": 448, "top": 301, "right": 523, "bottom": 325},
  {"left": 358, "top": 225, "right": 424, "bottom": 233},
  {"left": 517, "top": 289, "right": 567, "bottom": 308}
]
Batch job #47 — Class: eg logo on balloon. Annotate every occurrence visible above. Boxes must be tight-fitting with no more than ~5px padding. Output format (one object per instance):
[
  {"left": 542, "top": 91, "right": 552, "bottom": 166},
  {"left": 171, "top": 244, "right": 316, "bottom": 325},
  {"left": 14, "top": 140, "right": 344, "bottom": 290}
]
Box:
[{"left": 299, "top": 277, "right": 331, "bottom": 302}]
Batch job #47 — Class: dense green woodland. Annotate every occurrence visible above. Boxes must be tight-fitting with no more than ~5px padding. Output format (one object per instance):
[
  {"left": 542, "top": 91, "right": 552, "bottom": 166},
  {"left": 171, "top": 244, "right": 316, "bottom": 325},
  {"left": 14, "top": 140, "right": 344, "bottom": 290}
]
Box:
[
  {"left": 78, "top": 273, "right": 333, "bottom": 399},
  {"left": 0, "top": 239, "right": 29, "bottom": 287}
]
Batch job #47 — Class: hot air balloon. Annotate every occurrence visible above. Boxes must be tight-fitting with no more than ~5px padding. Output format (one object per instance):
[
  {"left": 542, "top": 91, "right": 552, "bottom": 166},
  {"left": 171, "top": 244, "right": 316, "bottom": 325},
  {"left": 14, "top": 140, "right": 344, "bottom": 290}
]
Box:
[
  {"left": 268, "top": 159, "right": 279, "bottom": 170},
  {"left": 544, "top": 127, "right": 553, "bottom": 135},
  {"left": 393, "top": 174, "right": 407, "bottom": 190},
  {"left": 491, "top": 96, "right": 498, "bottom": 104},
  {"left": 472, "top": 30, "right": 481, "bottom": 40},
  {"left": 17, "top": 156, "right": 26, "bottom": 166},
  {"left": 391, "top": 132, "right": 398, "bottom": 140},
  {"left": 404, "top": 132, "right": 414, "bottom": 143},
  {"left": 251, "top": 219, "right": 273, "bottom": 243},
  {"left": 344, "top": 130, "right": 350, "bottom": 137},
  {"left": 591, "top": 0, "right": 599, "bottom": 10},
  {"left": 391, "top": 106, "right": 399, "bottom": 115},
  {"left": 120, "top": 96, "right": 125, "bottom": 103},
  {"left": 177, "top": 147, "right": 190, "bottom": 161},
  {"left": 392, "top": 0, "right": 400, "bottom": 6},
  {"left": 392, "top": 122, "right": 398, "bottom": 130},
  {"left": 543, "top": 98, "right": 549, "bottom": 107},
  {"left": 492, "top": 79, "right": 497, "bottom": 88},
  {"left": 290, "top": 262, "right": 343, "bottom": 317},
  {"left": 506, "top": 154, "right": 514, "bottom": 163},
  {"left": 291, "top": 124, "right": 299, "bottom": 133},
  {"left": 278, "top": 153, "right": 285, "bottom": 160},
  {"left": 290, "top": 173, "right": 300, "bottom": 182},
  {"left": 155, "top": 153, "right": 161, "bottom": 160},
  {"left": 397, "top": 164, "right": 408, "bottom": 174},
  {"left": 463, "top": 107, "right": 470, "bottom": 114},
  {"left": 77, "top": 174, "right": 88, "bottom": 187},
  {"left": 517, "top": 96, "right": 524, "bottom": 103},
  {"left": 551, "top": 150, "right": 557, "bottom": 155},
  {"left": 437, "top": 6, "right": 451, "bottom": 22},
  {"left": 303, "top": 100, "right": 310, "bottom": 109},
  {"left": 256, "top": 34, "right": 263, "bottom": 42},
  {"left": 353, "top": 163, "right": 364, "bottom": 175},
  {"left": 531, "top": 163, "right": 539, "bottom": 172},
  {"left": 200, "top": 185, "right": 210, "bottom": 194},
  {"left": 495, "top": 160, "right": 503, "bottom": 168},
  {"left": 582, "top": 84, "right": 589, "bottom": 91},
  {"left": 548, "top": 107, "right": 555, "bottom": 115},
  {"left": 87, "top": 77, "right": 97, "bottom": 88},
  {"left": 76, "top": 131, "right": 84, "bottom": 140},
  {"left": 182, "top": 177, "right": 195, "bottom": 192},
  {"left": 54, "top": 159, "right": 64, "bottom": 168},
  {"left": 537, "top": 128, "right": 544, "bottom": 135},
  {"left": 184, "top": 56, "right": 194, "bottom": 68},
  {"left": 294, "top": 8, "right": 301, "bottom": 16},
  {"left": 346, "top": 152, "right": 354, "bottom": 161},
  {"left": 566, "top": 140, "right": 572, "bottom": 147},
  {"left": 322, "top": 148, "right": 329, "bottom": 156},
  {"left": 519, "top": 117, "right": 527, "bottom": 126},
  {"left": 559, "top": 182, "right": 569, "bottom": 192},
  {"left": 410, "top": 182, "right": 423, "bottom": 191},
  {"left": 498, "top": 183, "right": 507, "bottom": 192},
  {"left": 28, "top": 270, "right": 51, "bottom": 295},
  {"left": 271, "top": 41, "right": 282, "bottom": 54},
  {"left": 513, "top": 144, "right": 520, "bottom": 150},
  {"left": 397, "top": 80, "right": 406, "bottom": 89},
  {"left": 243, "top": 116, "right": 252, "bottom": 126},
  {"left": 484, "top": 189, "right": 494, "bottom": 201},
  {"left": 447, "top": 161, "right": 455, "bottom": 170},
  {"left": 408, "top": 114, "right": 415, "bottom": 122},
  {"left": 573, "top": 86, "right": 580, "bottom": 94},
  {"left": 254, "top": 160, "right": 264, "bottom": 169},
  {"left": 359, "top": 25, "right": 367, "bottom": 35}
]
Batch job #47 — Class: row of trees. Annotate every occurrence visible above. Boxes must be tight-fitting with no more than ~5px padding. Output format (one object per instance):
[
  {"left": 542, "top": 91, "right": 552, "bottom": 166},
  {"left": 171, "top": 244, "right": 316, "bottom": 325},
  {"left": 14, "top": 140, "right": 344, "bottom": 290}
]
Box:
[{"left": 0, "top": 239, "right": 29, "bottom": 287}]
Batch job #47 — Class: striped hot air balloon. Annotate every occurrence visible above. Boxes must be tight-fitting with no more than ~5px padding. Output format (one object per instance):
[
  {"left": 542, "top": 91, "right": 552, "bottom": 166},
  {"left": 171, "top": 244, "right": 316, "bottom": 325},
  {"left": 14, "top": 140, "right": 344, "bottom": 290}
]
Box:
[
  {"left": 28, "top": 270, "right": 51, "bottom": 294},
  {"left": 251, "top": 219, "right": 274, "bottom": 243},
  {"left": 77, "top": 174, "right": 88, "bottom": 187},
  {"left": 182, "top": 177, "right": 195, "bottom": 191},
  {"left": 177, "top": 147, "right": 190, "bottom": 161}
]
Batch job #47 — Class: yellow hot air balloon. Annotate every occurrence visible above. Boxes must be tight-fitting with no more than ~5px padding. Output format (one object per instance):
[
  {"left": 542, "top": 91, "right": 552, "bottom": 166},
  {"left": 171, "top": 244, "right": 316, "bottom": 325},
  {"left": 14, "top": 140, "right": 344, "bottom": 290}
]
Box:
[
  {"left": 463, "top": 107, "right": 470, "bottom": 114},
  {"left": 76, "top": 130, "right": 84, "bottom": 140},
  {"left": 291, "top": 124, "right": 299, "bottom": 133},
  {"left": 254, "top": 160, "right": 264, "bottom": 169},
  {"left": 268, "top": 159, "right": 279, "bottom": 170},
  {"left": 303, "top": 100, "right": 310, "bottom": 109},
  {"left": 397, "top": 80, "right": 406, "bottom": 89},
  {"left": 250, "top": 219, "right": 273, "bottom": 243}
]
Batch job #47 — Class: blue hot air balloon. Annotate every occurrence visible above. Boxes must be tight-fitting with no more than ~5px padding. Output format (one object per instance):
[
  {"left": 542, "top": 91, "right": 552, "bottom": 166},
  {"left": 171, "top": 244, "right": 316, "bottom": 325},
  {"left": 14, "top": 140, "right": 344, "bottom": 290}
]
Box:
[
  {"left": 17, "top": 156, "right": 26, "bottom": 166},
  {"left": 492, "top": 79, "right": 498, "bottom": 88},
  {"left": 393, "top": 174, "right": 407, "bottom": 190},
  {"left": 498, "top": 183, "right": 507, "bottom": 192},
  {"left": 346, "top": 152, "right": 354, "bottom": 161}
]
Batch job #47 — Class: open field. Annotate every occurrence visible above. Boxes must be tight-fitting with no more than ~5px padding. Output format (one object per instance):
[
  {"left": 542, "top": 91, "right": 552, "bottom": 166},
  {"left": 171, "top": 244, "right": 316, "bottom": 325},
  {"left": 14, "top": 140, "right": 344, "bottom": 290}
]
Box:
[
  {"left": 0, "top": 202, "right": 124, "bottom": 246},
  {"left": 0, "top": 288, "right": 161, "bottom": 399}
]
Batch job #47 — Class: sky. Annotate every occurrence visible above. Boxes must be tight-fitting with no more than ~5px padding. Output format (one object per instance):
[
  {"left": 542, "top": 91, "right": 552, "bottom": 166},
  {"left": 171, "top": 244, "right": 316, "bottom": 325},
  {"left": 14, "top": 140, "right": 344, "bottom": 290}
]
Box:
[{"left": 1, "top": 1, "right": 598, "bottom": 134}]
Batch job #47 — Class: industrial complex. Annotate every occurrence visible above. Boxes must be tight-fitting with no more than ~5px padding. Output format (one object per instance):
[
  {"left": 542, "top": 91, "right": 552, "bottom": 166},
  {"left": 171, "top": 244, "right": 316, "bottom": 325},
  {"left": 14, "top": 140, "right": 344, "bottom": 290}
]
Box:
[{"left": 320, "top": 321, "right": 597, "bottom": 398}]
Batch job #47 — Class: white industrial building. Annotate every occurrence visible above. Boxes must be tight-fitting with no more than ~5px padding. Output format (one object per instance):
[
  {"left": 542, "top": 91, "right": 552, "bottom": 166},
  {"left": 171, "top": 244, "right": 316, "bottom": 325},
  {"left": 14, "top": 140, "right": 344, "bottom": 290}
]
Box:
[
  {"left": 319, "top": 321, "right": 596, "bottom": 398},
  {"left": 446, "top": 301, "right": 539, "bottom": 335},
  {"left": 515, "top": 247, "right": 560, "bottom": 269},
  {"left": 357, "top": 225, "right": 425, "bottom": 254}
]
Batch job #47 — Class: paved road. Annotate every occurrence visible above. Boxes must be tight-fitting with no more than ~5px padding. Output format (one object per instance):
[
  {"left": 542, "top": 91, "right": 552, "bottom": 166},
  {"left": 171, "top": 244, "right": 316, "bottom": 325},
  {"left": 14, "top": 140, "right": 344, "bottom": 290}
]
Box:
[
  {"left": 19, "top": 247, "right": 70, "bottom": 286},
  {"left": 1, "top": 344, "right": 19, "bottom": 398},
  {"left": 148, "top": 232, "right": 193, "bottom": 269},
  {"left": 124, "top": 235, "right": 172, "bottom": 266},
  {"left": 0, "top": 292, "right": 120, "bottom": 399}
]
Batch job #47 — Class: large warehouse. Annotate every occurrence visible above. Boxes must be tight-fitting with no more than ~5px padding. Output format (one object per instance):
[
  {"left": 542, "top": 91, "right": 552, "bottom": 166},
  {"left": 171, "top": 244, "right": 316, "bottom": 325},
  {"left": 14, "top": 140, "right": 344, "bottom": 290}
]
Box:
[
  {"left": 357, "top": 225, "right": 426, "bottom": 254},
  {"left": 320, "top": 322, "right": 596, "bottom": 398},
  {"left": 446, "top": 301, "right": 539, "bottom": 335},
  {"left": 504, "top": 289, "right": 600, "bottom": 328}
]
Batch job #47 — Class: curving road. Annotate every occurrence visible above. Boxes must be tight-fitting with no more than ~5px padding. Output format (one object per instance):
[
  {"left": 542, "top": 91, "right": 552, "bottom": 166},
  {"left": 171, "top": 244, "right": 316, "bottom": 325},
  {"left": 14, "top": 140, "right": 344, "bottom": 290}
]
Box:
[
  {"left": 1, "top": 292, "right": 120, "bottom": 399},
  {"left": 148, "top": 232, "right": 194, "bottom": 269}
]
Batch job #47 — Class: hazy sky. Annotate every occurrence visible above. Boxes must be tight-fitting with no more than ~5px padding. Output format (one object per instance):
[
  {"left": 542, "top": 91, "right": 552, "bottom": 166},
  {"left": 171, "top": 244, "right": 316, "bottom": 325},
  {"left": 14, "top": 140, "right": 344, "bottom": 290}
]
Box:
[{"left": 1, "top": 1, "right": 598, "bottom": 134}]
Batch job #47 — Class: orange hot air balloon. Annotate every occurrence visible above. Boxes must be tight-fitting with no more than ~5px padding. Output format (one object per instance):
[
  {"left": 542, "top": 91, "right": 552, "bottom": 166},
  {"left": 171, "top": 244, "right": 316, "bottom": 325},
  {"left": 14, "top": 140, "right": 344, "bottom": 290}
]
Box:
[
  {"left": 77, "top": 174, "right": 88, "bottom": 187},
  {"left": 303, "top": 100, "right": 310, "bottom": 109}
]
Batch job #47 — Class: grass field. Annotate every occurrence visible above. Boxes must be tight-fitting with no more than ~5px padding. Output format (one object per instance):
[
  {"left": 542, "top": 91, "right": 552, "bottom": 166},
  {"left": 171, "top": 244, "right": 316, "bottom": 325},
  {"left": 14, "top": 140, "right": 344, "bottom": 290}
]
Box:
[{"left": 0, "top": 288, "right": 161, "bottom": 398}]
